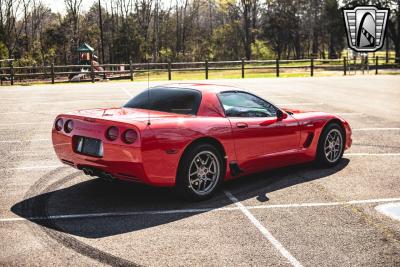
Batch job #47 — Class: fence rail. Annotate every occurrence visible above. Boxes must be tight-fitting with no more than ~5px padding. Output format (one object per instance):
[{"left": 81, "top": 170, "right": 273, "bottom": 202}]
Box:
[{"left": 1, "top": 57, "right": 399, "bottom": 86}]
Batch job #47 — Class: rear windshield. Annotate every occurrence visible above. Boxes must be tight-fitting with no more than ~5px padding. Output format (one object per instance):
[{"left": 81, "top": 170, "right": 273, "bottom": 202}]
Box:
[{"left": 123, "top": 87, "right": 202, "bottom": 115}]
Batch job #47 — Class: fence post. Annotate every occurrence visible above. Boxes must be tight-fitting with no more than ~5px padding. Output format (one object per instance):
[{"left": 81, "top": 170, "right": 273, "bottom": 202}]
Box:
[
  {"left": 343, "top": 57, "right": 347, "bottom": 76},
  {"left": 276, "top": 58, "right": 279, "bottom": 77},
  {"left": 241, "top": 58, "right": 245, "bottom": 78},
  {"left": 310, "top": 58, "right": 314, "bottom": 77},
  {"left": 205, "top": 59, "right": 208, "bottom": 80},
  {"left": 10, "top": 61, "right": 14, "bottom": 85},
  {"left": 375, "top": 56, "right": 379, "bottom": 75},
  {"left": 129, "top": 60, "right": 133, "bottom": 81},
  {"left": 51, "top": 63, "right": 55, "bottom": 84},
  {"left": 168, "top": 61, "right": 172, "bottom": 80},
  {"left": 90, "top": 60, "right": 95, "bottom": 83}
]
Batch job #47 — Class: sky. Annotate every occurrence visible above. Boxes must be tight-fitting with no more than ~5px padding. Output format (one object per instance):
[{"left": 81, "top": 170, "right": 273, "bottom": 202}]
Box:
[
  {"left": 40, "top": 0, "right": 172, "bottom": 14},
  {"left": 41, "top": 0, "right": 97, "bottom": 14}
]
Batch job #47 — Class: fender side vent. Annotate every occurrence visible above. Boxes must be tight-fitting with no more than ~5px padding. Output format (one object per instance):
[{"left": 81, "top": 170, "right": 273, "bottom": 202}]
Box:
[
  {"left": 303, "top": 133, "right": 314, "bottom": 148},
  {"left": 61, "top": 159, "right": 74, "bottom": 166},
  {"left": 229, "top": 162, "right": 243, "bottom": 176}
]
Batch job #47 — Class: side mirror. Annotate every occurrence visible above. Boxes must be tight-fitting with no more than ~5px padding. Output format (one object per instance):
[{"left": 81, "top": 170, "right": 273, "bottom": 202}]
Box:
[{"left": 276, "top": 109, "right": 288, "bottom": 120}]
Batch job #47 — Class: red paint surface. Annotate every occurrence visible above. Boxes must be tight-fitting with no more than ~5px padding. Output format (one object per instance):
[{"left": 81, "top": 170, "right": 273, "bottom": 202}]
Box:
[{"left": 52, "top": 84, "right": 352, "bottom": 187}]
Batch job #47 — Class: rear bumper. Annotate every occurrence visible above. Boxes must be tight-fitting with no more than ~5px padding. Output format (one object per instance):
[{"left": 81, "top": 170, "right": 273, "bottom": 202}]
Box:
[{"left": 52, "top": 129, "right": 176, "bottom": 187}]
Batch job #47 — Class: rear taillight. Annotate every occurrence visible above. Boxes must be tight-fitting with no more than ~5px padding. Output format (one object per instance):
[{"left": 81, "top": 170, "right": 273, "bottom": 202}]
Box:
[
  {"left": 55, "top": 118, "right": 63, "bottom": 131},
  {"left": 122, "top": 129, "right": 138, "bottom": 144},
  {"left": 64, "top": 120, "right": 74, "bottom": 133},
  {"left": 106, "top": 126, "right": 119, "bottom": 141}
]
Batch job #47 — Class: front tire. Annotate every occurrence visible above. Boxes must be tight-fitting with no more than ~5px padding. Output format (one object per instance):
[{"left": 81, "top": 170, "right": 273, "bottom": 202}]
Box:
[
  {"left": 176, "top": 143, "right": 224, "bottom": 201},
  {"left": 316, "top": 123, "right": 345, "bottom": 167}
]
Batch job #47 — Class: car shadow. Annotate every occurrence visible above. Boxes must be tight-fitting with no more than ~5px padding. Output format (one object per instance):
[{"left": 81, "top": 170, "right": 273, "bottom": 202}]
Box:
[{"left": 11, "top": 159, "right": 349, "bottom": 238}]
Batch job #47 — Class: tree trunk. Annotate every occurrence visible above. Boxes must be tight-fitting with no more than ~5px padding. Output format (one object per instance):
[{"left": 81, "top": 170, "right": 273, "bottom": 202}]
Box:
[
  {"left": 396, "top": 0, "right": 400, "bottom": 63},
  {"left": 243, "top": 2, "right": 251, "bottom": 60}
]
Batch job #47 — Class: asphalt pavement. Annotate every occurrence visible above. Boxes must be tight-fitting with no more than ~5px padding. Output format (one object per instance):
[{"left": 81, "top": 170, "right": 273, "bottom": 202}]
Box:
[{"left": 0, "top": 75, "right": 399, "bottom": 266}]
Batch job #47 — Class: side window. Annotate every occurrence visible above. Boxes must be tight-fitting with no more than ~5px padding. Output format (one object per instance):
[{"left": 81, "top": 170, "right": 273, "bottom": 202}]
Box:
[{"left": 218, "top": 92, "right": 277, "bottom": 118}]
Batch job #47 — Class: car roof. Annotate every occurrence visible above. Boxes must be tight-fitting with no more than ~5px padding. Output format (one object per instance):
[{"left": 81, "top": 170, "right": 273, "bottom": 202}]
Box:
[{"left": 155, "top": 83, "right": 242, "bottom": 94}]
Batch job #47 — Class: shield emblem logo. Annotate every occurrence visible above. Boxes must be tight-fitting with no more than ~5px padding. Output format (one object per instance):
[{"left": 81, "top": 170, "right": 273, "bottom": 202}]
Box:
[{"left": 343, "top": 6, "right": 390, "bottom": 52}]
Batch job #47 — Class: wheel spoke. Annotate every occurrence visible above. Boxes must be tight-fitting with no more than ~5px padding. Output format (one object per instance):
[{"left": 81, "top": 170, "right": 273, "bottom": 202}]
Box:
[
  {"left": 323, "top": 128, "right": 343, "bottom": 163},
  {"left": 191, "top": 178, "right": 200, "bottom": 184},
  {"left": 188, "top": 151, "right": 220, "bottom": 195}
]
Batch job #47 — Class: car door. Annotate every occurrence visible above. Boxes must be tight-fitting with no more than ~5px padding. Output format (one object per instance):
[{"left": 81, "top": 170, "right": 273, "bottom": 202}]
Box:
[{"left": 218, "top": 91, "right": 301, "bottom": 173}]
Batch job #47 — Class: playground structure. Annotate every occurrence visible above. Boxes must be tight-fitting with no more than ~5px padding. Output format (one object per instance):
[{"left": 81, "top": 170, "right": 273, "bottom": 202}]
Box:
[{"left": 70, "top": 43, "right": 106, "bottom": 82}]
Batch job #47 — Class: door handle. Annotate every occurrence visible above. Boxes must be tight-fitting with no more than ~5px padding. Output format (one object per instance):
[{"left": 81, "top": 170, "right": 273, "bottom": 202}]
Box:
[{"left": 236, "top": 122, "right": 248, "bottom": 128}]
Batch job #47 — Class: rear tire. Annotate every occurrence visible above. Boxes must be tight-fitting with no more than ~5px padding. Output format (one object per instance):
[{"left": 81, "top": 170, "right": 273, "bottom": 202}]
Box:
[
  {"left": 316, "top": 123, "right": 345, "bottom": 167},
  {"left": 176, "top": 143, "right": 225, "bottom": 201}
]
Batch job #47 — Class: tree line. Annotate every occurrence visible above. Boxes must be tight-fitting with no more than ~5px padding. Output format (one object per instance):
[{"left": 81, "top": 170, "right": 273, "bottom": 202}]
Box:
[{"left": 0, "top": 0, "right": 399, "bottom": 66}]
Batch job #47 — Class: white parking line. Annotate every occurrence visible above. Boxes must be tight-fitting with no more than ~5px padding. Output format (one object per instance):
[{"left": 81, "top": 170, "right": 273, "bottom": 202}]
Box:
[
  {"left": 245, "top": 197, "right": 400, "bottom": 209},
  {"left": 375, "top": 202, "right": 400, "bottom": 221},
  {"left": 224, "top": 190, "right": 304, "bottom": 267},
  {"left": 1, "top": 164, "right": 63, "bottom": 171},
  {"left": 122, "top": 88, "right": 133, "bottom": 97},
  {"left": 0, "top": 97, "right": 128, "bottom": 101},
  {"left": 0, "top": 139, "right": 50, "bottom": 144},
  {"left": 345, "top": 153, "right": 400, "bottom": 156},
  {"left": 0, "top": 111, "right": 57, "bottom": 115},
  {"left": 277, "top": 102, "right": 324, "bottom": 106},
  {"left": 353, "top": 128, "right": 400, "bottom": 131},
  {"left": 33, "top": 99, "right": 125, "bottom": 104},
  {"left": 2, "top": 152, "right": 399, "bottom": 171},
  {"left": 1, "top": 197, "right": 400, "bottom": 223},
  {"left": 335, "top": 112, "right": 363, "bottom": 116},
  {"left": 0, "top": 122, "right": 51, "bottom": 126}
]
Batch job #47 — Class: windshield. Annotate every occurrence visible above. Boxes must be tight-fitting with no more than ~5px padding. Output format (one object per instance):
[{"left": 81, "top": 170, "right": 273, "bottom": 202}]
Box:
[{"left": 123, "top": 87, "right": 202, "bottom": 115}]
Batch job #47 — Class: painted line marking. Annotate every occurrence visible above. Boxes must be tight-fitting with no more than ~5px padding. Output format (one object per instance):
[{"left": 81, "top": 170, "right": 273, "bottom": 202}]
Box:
[
  {"left": 277, "top": 102, "right": 324, "bottom": 106},
  {"left": 353, "top": 128, "right": 400, "bottom": 131},
  {"left": 1, "top": 152, "right": 399, "bottom": 172},
  {"left": 31, "top": 99, "right": 125, "bottom": 104},
  {"left": 1, "top": 164, "right": 63, "bottom": 171},
  {"left": 345, "top": 153, "right": 400, "bottom": 156},
  {"left": 375, "top": 202, "right": 400, "bottom": 221},
  {"left": 122, "top": 88, "right": 133, "bottom": 97},
  {"left": 1, "top": 197, "right": 400, "bottom": 223},
  {"left": 0, "top": 122, "right": 52, "bottom": 126},
  {"left": 0, "top": 112, "right": 58, "bottom": 115},
  {"left": 224, "top": 190, "right": 303, "bottom": 267},
  {"left": 0, "top": 97, "right": 128, "bottom": 101},
  {"left": 335, "top": 112, "right": 364, "bottom": 116},
  {"left": 0, "top": 139, "right": 50, "bottom": 144}
]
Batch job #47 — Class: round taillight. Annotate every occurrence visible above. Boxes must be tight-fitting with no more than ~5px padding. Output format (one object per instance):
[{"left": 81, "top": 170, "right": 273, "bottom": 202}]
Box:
[
  {"left": 55, "top": 118, "right": 63, "bottom": 131},
  {"left": 64, "top": 120, "right": 74, "bottom": 133},
  {"left": 106, "top": 126, "right": 119, "bottom": 141},
  {"left": 122, "top": 129, "right": 138, "bottom": 144}
]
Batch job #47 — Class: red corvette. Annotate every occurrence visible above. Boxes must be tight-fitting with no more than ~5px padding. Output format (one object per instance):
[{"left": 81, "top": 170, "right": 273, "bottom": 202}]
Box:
[{"left": 52, "top": 84, "right": 352, "bottom": 200}]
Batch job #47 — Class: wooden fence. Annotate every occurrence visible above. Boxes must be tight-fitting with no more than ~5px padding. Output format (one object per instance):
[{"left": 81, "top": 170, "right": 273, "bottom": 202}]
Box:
[{"left": 0, "top": 57, "right": 399, "bottom": 86}]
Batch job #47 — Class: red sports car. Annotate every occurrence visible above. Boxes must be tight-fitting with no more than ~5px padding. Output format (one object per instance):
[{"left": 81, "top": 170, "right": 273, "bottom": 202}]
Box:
[{"left": 52, "top": 84, "right": 352, "bottom": 200}]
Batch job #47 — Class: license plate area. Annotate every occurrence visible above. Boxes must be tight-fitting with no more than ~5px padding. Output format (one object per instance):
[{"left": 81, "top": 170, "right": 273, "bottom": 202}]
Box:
[{"left": 74, "top": 136, "right": 103, "bottom": 158}]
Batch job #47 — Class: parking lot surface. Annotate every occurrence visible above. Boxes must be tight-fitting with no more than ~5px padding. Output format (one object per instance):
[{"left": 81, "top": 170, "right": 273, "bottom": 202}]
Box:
[{"left": 0, "top": 76, "right": 400, "bottom": 266}]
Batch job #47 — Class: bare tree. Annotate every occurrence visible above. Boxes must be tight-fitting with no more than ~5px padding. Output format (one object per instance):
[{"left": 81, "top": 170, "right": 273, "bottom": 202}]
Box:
[{"left": 64, "top": 0, "right": 82, "bottom": 58}]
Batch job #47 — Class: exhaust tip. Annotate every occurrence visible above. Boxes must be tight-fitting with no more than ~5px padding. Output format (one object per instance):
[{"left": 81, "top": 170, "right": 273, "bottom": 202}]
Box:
[
  {"left": 87, "top": 169, "right": 94, "bottom": 176},
  {"left": 83, "top": 168, "right": 89, "bottom": 175},
  {"left": 100, "top": 172, "right": 115, "bottom": 181}
]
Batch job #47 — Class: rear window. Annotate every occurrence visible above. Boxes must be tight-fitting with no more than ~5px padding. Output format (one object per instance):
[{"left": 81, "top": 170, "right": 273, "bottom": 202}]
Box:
[{"left": 123, "top": 87, "right": 202, "bottom": 115}]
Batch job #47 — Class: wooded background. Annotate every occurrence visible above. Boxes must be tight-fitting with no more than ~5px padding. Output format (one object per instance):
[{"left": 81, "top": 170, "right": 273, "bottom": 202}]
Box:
[{"left": 0, "top": 0, "right": 399, "bottom": 66}]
